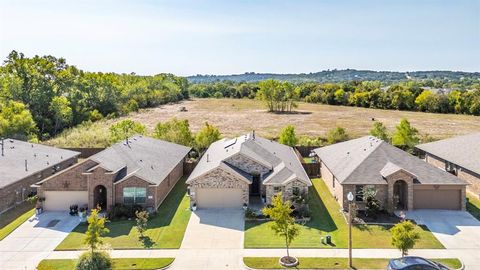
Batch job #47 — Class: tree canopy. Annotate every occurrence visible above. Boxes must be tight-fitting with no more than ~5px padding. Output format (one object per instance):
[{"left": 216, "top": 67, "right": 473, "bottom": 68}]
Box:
[
  {"left": 391, "top": 221, "right": 420, "bottom": 257},
  {"left": 195, "top": 122, "right": 221, "bottom": 150},
  {"left": 326, "top": 127, "right": 349, "bottom": 144},
  {"left": 109, "top": 119, "right": 146, "bottom": 143},
  {"left": 154, "top": 118, "right": 194, "bottom": 147},
  {"left": 392, "top": 118, "right": 419, "bottom": 151},
  {"left": 278, "top": 125, "right": 298, "bottom": 146},
  {"left": 369, "top": 121, "right": 390, "bottom": 141}
]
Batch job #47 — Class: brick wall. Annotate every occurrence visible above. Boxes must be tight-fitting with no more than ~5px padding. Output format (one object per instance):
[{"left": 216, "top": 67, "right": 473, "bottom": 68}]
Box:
[
  {"left": 1, "top": 156, "right": 78, "bottom": 213},
  {"left": 114, "top": 176, "right": 156, "bottom": 209}
]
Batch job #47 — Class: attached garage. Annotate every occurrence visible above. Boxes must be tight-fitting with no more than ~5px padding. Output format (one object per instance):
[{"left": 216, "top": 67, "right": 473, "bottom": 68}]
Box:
[
  {"left": 43, "top": 191, "right": 88, "bottom": 211},
  {"left": 413, "top": 189, "right": 461, "bottom": 210},
  {"left": 196, "top": 188, "right": 243, "bottom": 208}
]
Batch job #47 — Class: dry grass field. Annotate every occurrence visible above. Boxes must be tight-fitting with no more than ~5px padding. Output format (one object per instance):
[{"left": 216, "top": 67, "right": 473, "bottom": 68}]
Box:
[{"left": 48, "top": 98, "right": 480, "bottom": 147}]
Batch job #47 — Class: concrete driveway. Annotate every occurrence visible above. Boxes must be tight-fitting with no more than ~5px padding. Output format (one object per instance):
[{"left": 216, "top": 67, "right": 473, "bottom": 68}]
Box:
[
  {"left": 406, "top": 210, "right": 480, "bottom": 268},
  {"left": 172, "top": 208, "right": 244, "bottom": 270},
  {"left": 0, "top": 211, "right": 80, "bottom": 270}
]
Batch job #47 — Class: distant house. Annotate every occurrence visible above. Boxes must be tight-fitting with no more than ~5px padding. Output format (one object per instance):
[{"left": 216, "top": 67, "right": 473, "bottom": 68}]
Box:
[
  {"left": 416, "top": 133, "right": 480, "bottom": 196},
  {"left": 0, "top": 139, "right": 79, "bottom": 213},
  {"left": 35, "top": 136, "right": 191, "bottom": 211},
  {"left": 186, "top": 133, "right": 311, "bottom": 208},
  {"left": 314, "top": 136, "right": 467, "bottom": 212}
]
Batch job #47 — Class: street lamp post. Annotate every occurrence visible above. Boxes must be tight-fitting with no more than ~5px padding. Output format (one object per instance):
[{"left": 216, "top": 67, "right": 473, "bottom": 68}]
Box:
[{"left": 347, "top": 191, "right": 354, "bottom": 269}]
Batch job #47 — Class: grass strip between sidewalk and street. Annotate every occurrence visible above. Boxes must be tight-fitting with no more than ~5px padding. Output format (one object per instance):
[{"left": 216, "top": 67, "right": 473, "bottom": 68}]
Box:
[
  {"left": 37, "top": 258, "right": 174, "bottom": 270},
  {"left": 243, "top": 257, "right": 462, "bottom": 269}
]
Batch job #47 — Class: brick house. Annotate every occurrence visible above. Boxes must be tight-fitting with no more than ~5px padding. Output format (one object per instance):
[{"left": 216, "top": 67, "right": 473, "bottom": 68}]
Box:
[
  {"left": 0, "top": 139, "right": 79, "bottom": 213},
  {"left": 314, "top": 136, "right": 467, "bottom": 213},
  {"left": 186, "top": 132, "right": 311, "bottom": 208},
  {"left": 35, "top": 136, "right": 191, "bottom": 211},
  {"left": 416, "top": 133, "right": 480, "bottom": 196}
]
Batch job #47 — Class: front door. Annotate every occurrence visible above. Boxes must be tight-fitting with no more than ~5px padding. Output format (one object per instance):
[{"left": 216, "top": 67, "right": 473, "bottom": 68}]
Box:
[{"left": 251, "top": 175, "right": 260, "bottom": 195}]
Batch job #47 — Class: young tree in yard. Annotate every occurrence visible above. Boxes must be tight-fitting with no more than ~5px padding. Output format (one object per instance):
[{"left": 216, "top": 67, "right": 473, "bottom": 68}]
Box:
[
  {"left": 391, "top": 220, "right": 420, "bottom": 257},
  {"left": 362, "top": 186, "right": 381, "bottom": 218},
  {"left": 326, "top": 127, "right": 349, "bottom": 144},
  {"left": 84, "top": 208, "right": 110, "bottom": 254},
  {"left": 154, "top": 118, "right": 194, "bottom": 147},
  {"left": 135, "top": 210, "right": 149, "bottom": 239},
  {"left": 262, "top": 193, "right": 299, "bottom": 262},
  {"left": 392, "top": 118, "right": 419, "bottom": 151},
  {"left": 369, "top": 121, "right": 390, "bottom": 142},
  {"left": 278, "top": 125, "right": 297, "bottom": 146},
  {"left": 109, "top": 119, "right": 146, "bottom": 143},
  {"left": 195, "top": 122, "right": 221, "bottom": 151}
]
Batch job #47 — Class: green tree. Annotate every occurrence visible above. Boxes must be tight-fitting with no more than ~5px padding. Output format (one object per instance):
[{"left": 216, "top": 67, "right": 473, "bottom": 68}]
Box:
[
  {"left": 195, "top": 122, "right": 221, "bottom": 150},
  {"left": 49, "top": 96, "right": 73, "bottom": 135},
  {"left": 84, "top": 208, "right": 110, "bottom": 254},
  {"left": 326, "top": 127, "right": 349, "bottom": 144},
  {"left": 262, "top": 193, "right": 299, "bottom": 261},
  {"left": 392, "top": 118, "right": 419, "bottom": 151},
  {"left": 391, "top": 221, "right": 420, "bottom": 257},
  {"left": 76, "top": 251, "right": 112, "bottom": 270},
  {"left": 369, "top": 121, "right": 390, "bottom": 141},
  {"left": 278, "top": 125, "right": 297, "bottom": 146},
  {"left": 109, "top": 119, "right": 146, "bottom": 143},
  {"left": 0, "top": 100, "right": 37, "bottom": 140},
  {"left": 135, "top": 210, "right": 149, "bottom": 239},
  {"left": 154, "top": 118, "right": 193, "bottom": 146},
  {"left": 415, "top": 90, "right": 435, "bottom": 112}
]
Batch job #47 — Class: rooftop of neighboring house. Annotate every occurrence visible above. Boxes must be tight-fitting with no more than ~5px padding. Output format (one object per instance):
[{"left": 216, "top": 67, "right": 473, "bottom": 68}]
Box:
[
  {"left": 314, "top": 136, "right": 466, "bottom": 185},
  {"left": 416, "top": 133, "right": 480, "bottom": 174},
  {"left": 187, "top": 132, "right": 311, "bottom": 186},
  {"left": 0, "top": 138, "right": 80, "bottom": 188},
  {"left": 87, "top": 135, "right": 191, "bottom": 185}
]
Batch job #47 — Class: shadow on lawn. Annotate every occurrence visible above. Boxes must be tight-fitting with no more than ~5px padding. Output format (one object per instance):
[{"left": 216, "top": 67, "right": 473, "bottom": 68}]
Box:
[
  {"left": 467, "top": 197, "right": 480, "bottom": 220},
  {"left": 140, "top": 235, "right": 155, "bottom": 248}
]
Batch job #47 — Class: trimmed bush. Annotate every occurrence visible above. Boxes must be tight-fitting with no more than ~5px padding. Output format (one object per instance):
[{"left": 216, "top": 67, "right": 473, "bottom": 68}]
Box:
[{"left": 76, "top": 251, "right": 112, "bottom": 270}]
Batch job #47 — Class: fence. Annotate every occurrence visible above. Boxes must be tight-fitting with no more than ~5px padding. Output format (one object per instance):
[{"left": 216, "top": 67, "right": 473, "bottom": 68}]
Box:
[
  {"left": 295, "top": 145, "right": 321, "bottom": 157},
  {"left": 184, "top": 161, "right": 198, "bottom": 175},
  {"left": 302, "top": 163, "right": 320, "bottom": 178}
]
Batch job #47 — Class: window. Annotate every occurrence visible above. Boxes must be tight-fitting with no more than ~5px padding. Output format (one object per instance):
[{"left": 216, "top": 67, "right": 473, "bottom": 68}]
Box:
[
  {"left": 292, "top": 187, "right": 301, "bottom": 196},
  {"left": 273, "top": 186, "right": 282, "bottom": 193},
  {"left": 123, "top": 187, "right": 147, "bottom": 204},
  {"left": 355, "top": 185, "right": 364, "bottom": 202}
]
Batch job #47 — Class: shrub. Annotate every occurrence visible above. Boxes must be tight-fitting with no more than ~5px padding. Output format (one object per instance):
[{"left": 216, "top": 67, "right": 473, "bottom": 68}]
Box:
[
  {"left": 109, "top": 204, "right": 144, "bottom": 220},
  {"left": 76, "top": 251, "right": 112, "bottom": 270},
  {"left": 245, "top": 208, "right": 257, "bottom": 219}
]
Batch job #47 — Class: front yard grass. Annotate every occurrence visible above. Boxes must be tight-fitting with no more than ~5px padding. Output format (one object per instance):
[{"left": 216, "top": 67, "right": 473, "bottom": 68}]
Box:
[
  {"left": 0, "top": 202, "right": 35, "bottom": 241},
  {"left": 244, "top": 178, "right": 443, "bottom": 249},
  {"left": 55, "top": 178, "right": 191, "bottom": 250},
  {"left": 243, "top": 257, "right": 462, "bottom": 269},
  {"left": 38, "top": 258, "right": 174, "bottom": 270},
  {"left": 466, "top": 192, "right": 480, "bottom": 221}
]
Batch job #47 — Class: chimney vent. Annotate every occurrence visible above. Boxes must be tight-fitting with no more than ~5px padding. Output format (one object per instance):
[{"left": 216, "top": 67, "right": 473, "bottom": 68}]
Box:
[
  {"left": 207, "top": 154, "right": 210, "bottom": 162},
  {"left": 25, "top": 159, "right": 28, "bottom": 171},
  {"left": 1, "top": 138, "right": 4, "bottom": 156},
  {"left": 252, "top": 130, "right": 255, "bottom": 139}
]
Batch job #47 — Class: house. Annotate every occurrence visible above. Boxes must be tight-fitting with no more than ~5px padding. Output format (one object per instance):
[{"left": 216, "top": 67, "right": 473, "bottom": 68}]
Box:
[
  {"left": 416, "top": 133, "right": 480, "bottom": 196},
  {"left": 186, "top": 132, "right": 311, "bottom": 209},
  {"left": 313, "top": 136, "right": 467, "bottom": 212},
  {"left": 0, "top": 139, "right": 79, "bottom": 213},
  {"left": 34, "top": 136, "right": 191, "bottom": 211}
]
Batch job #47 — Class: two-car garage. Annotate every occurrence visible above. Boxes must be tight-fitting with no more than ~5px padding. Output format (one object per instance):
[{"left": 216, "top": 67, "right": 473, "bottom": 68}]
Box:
[
  {"left": 195, "top": 188, "right": 244, "bottom": 208},
  {"left": 43, "top": 191, "right": 88, "bottom": 211},
  {"left": 413, "top": 186, "right": 463, "bottom": 210}
]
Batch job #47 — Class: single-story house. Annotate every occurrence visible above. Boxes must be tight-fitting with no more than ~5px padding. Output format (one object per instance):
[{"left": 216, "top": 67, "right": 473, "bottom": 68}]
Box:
[
  {"left": 314, "top": 136, "right": 467, "bottom": 212},
  {"left": 35, "top": 136, "right": 191, "bottom": 211},
  {"left": 186, "top": 132, "right": 311, "bottom": 209},
  {"left": 416, "top": 133, "right": 480, "bottom": 196},
  {"left": 0, "top": 139, "right": 79, "bottom": 213}
]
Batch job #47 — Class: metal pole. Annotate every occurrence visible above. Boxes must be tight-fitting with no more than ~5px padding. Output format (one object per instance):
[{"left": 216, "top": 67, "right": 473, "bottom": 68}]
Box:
[{"left": 348, "top": 202, "right": 353, "bottom": 268}]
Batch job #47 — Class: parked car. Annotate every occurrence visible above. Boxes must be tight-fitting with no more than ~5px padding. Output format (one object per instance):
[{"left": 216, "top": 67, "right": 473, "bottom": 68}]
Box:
[{"left": 387, "top": 257, "right": 451, "bottom": 270}]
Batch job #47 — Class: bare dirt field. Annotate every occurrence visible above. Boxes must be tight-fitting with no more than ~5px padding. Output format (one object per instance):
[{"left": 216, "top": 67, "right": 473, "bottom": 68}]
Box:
[
  {"left": 129, "top": 98, "right": 480, "bottom": 138},
  {"left": 48, "top": 98, "right": 480, "bottom": 147}
]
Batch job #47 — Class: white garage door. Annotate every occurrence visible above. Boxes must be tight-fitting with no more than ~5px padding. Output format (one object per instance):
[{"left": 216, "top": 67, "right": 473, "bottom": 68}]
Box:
[
  {"left": 44, "top": 191, "right": 88, "bottom": 211},
  {"left": 196, "top": 188, "right": 243, "bottom": 208}
]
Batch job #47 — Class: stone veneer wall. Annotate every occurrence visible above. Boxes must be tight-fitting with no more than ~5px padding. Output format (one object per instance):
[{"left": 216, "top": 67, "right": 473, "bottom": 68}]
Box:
[
  {"left": 188, "top": 167, "right": 249, "bottom": 206},
  {"left": 1, "top": 156, "right": 78, "bottom": 214},
  {"left": 385, "top": 170, "right": 414, "bottom": 212},
  {"left": 224, "top": 153, "right": 271, "bottom": 175}
]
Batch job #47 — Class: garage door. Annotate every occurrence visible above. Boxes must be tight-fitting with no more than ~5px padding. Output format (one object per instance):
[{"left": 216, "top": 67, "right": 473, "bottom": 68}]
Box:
[
  {"left": 196, "top": 188, "right": 243, "bottom": 208},
  {"left": 413, "top": 190, "right": 461, "bottom": 210},
  {"left": 44, "top": 191, "right": 88, "bottom": 211}
]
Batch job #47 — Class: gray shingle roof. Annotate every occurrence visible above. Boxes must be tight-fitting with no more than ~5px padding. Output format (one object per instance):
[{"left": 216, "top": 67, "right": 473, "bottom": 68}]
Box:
[
  {"left": 314, "top": 136, "right": 466, "bottom": 185},
  {"left": 416, "top": 133, "right": 480, "bottom": 174},
  {"left": 89, "top": 136, "right": 191, "bottom": 185},
  {"left": 0, "top": 139, "right": 80, "bottom": 188},
  {"left": 187, "top": 133, "right": 310, "bottom": 186}
]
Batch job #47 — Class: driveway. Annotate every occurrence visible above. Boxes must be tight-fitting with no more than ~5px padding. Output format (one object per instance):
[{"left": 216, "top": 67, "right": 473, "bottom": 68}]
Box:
[
  {"left": 406, "top": 209, "right": 480, "bottom": 268},
  {"left": 172, "top": 208, "right": 244, "bottom": 270},
  {"left": 0, "top": 211, "right": 80, "bottom": 270}
]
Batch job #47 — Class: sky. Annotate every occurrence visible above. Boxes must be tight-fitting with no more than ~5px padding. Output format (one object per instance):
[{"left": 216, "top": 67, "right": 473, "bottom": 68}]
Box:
[{"left": 0, "top": 0, "right": 479, "bottom": 76}]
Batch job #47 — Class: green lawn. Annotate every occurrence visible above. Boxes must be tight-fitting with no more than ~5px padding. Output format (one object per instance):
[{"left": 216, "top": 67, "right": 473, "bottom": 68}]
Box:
[
  {"left": 38, "top": 258, "right": 174, "bottom": 270},
  {"left": 55, "top": 178, "right": 191, "bottom": 250},
  {"left": 0, "top": 202, "right": 35, "bottom": 241},
  {"left": 243, "top": 257, "right": 462, "bottom": 269},
  {"left": 467, "top": 192, "right": 480, "bottom": 221},
  {"left": 245, "top": 179, "right": 443, "bottom": 249},
  {"left": 303, "top": 157, "right": 316, "bottom": 164}
]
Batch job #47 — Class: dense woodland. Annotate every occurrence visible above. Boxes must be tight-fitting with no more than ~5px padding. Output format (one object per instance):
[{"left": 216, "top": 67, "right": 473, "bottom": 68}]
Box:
[
  {"left": 1, "top": 51, "right": 479, "bottom": 143},
  {"left": 0, "top": 51, "right": 188, "bottom": 140}
]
